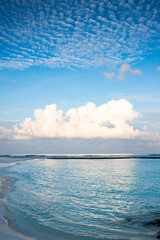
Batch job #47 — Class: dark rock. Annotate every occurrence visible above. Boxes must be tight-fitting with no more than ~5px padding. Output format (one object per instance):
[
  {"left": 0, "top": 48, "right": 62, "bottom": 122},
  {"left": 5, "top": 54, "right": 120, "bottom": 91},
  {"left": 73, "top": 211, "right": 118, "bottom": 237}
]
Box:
[
  {"left": 157, "top": 231, "right": 160, "bottom": 239},
  {"left": 144, "top": 219, "right": 160, "bottom": 227}
]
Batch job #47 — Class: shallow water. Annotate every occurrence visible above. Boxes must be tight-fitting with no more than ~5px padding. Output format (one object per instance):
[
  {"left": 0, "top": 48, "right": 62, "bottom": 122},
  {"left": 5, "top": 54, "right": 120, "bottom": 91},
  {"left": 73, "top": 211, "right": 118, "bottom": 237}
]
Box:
[{"left": 3, "top": 156, "right": 160, "bottom": 240}]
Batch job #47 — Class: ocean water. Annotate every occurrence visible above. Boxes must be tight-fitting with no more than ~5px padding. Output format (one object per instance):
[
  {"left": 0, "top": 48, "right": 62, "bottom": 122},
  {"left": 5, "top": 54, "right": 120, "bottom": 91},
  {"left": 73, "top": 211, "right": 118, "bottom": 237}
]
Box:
[{"left": 2, "top": 155, "right": 160, "bottom": 240}]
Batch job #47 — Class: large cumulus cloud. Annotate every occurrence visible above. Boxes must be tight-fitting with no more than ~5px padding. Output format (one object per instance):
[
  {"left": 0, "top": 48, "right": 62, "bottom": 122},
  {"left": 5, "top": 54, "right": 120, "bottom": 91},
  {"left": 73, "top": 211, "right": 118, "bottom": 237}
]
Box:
[{"left": 12, "top": 99, "right": 142, "bottom": 139}]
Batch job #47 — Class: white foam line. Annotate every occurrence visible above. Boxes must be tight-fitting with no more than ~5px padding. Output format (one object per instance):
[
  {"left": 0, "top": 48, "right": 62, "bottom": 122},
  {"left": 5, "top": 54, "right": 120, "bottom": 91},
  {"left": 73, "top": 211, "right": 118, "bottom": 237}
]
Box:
[{"left": 0, "top": 162, "right": 20, "bottom": 168}]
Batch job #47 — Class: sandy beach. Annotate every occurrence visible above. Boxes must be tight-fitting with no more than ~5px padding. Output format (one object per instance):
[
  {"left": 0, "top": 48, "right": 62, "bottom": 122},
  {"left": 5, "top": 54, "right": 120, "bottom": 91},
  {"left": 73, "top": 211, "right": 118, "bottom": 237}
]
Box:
[{"left": 0, "top": 158, "right": 35, "bottom": 240}]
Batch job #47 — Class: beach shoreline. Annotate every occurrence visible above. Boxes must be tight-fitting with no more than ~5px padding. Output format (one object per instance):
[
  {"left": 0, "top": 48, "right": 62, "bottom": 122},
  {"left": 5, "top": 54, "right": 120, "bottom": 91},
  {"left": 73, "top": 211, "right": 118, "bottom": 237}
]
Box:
[
  {"left": 0, "top": 159, "right": 36, "bottom": 240},
  {"left": 0, "top": 155, "right": 160, "bottom": 240}
]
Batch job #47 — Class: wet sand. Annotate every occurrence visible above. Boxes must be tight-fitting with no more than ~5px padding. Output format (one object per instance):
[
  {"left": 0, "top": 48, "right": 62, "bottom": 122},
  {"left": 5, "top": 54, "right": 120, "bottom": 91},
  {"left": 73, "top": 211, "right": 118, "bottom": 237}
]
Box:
[{"left": 0, "top": 159, "right": 36, "bottom": 240}]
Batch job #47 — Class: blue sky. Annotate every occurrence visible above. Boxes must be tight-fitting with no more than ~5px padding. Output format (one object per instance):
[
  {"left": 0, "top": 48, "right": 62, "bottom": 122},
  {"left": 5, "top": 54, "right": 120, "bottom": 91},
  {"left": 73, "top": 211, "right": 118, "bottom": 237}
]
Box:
[{"left": 0, "top": 0, "right": 160, "bottom": 154}]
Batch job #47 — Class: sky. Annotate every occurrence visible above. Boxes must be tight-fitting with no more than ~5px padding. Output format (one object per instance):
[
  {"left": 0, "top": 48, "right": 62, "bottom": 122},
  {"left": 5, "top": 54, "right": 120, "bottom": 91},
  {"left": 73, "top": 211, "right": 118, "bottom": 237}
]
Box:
[{"left": 0, "top": 0, "right": 160, "bottom": 154}]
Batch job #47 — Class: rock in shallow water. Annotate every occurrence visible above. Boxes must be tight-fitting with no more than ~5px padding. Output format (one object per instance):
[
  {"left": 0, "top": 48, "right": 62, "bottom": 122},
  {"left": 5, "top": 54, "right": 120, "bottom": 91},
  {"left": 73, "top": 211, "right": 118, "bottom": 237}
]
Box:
[
  {"left": 126, "top": 218, "right": 137, "bottom": 223},
  {"left": 157, "top": 231, "right": 160, "bottom": 239},
  {"left": 144, "top": 219, "right": 160, "bottom": 227}
]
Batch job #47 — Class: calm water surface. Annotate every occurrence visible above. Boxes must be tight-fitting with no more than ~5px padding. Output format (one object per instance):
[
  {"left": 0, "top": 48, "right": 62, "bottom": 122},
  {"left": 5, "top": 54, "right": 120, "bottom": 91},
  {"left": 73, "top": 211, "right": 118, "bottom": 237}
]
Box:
[{"left": 3, "top": 157, "right": 160, "bottom": 240}]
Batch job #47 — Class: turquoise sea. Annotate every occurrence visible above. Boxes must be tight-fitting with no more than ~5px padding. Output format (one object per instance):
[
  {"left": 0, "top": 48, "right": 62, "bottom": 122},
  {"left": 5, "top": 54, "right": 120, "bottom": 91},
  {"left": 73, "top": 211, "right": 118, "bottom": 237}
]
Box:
[{"left": 1, "top": 155, "right": 160, "bottom": 240}]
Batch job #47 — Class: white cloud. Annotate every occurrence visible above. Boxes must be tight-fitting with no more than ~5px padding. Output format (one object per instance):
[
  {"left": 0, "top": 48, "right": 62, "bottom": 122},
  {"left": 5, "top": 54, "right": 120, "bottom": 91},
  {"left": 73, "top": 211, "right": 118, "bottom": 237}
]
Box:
[
  {"left": 118, "top": 64, "right": 142, "bottom": 79},
  {"left": 12, "top": 99, "right": 143, "bottom": 140},
  {"left": 0, "top": 0, "right": 159, "bottom": 70},
  {"left": 0, "top": 127, "right": 13, "bottom": 140},
  {"left": 157, "top": 66, "right": 160, "bottom": 71},
  {"left": 104, "top": 72, "right": 115, "bottom": 80}
]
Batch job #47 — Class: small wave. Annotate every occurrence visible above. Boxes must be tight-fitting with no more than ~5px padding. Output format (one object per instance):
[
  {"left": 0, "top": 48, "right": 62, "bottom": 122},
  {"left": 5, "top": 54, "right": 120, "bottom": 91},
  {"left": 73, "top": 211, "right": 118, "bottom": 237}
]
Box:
[
  {"left": 0, "top": 162, "right": 21, "bottom": 168},
  {"left": 1, "top": 154, "right": 160, "bottom": 160},
  {"left": 45, "top": 154, "right": 160, "bottom": 159},
  {"left": 0, "top": 155, "right": 10, "bottom": 158},
  {"left": 2, "top": 215, "right": 9, "bottom": 227},
  {"left": 0, "top": 177, "right": 16, "bottom": 199}
]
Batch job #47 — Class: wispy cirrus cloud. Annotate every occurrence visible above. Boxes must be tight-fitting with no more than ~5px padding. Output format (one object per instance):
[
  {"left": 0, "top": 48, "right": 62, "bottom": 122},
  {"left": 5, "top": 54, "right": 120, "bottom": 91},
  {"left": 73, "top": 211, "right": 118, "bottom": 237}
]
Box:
[{"left": 0, "top": 0, "right": 159, "bottom": 70}]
